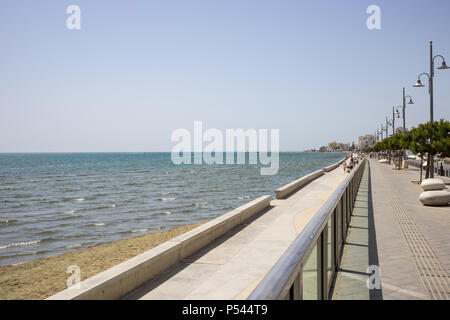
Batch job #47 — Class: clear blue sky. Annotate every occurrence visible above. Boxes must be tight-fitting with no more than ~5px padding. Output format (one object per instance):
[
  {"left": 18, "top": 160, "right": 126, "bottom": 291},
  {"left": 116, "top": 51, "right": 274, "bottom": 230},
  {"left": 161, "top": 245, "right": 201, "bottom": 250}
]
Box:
[{"left": 1, "top": 0, "right": 449, "bottom": 152}]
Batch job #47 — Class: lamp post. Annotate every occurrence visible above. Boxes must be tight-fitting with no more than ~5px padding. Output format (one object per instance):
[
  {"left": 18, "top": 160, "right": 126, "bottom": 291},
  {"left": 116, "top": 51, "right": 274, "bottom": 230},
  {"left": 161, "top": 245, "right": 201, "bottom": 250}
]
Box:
[
  {"left": 385, "top": 117, "right": 393, "bottom": 164},
  {"left": 393, "top": 106, "right": 403, "bottom": 134},
  {"left": 399, "top": 90, "right": 414, "bottom": 161},
  {"left": 402, "top": 87, "right": 414, "bottom": 135},
  {"left": 413, "top": 41, "right": 449, "bottom": 178},
  {"left": 385, "top": 117, "right": 392, "bottom": 138}
]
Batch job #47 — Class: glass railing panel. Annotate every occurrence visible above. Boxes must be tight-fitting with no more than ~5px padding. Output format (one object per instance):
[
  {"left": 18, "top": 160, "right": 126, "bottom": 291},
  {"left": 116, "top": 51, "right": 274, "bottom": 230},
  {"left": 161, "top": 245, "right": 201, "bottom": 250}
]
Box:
[{"left": 302, "top": 243, "right": 318, "bottom": 300}]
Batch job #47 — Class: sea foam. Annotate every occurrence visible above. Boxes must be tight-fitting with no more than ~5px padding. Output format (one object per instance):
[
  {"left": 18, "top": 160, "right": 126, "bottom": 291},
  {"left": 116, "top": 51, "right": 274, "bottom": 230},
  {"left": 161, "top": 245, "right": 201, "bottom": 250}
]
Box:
[{"left": 0, "top": 240, "right": 41, "bottom": 250}]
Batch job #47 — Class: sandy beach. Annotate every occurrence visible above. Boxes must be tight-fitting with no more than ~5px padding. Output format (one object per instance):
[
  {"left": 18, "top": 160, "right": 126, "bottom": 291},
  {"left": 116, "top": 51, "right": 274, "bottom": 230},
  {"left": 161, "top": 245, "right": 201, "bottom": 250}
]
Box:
[{"left": 0, "top": 222, "right": 205, "bottom": 300}]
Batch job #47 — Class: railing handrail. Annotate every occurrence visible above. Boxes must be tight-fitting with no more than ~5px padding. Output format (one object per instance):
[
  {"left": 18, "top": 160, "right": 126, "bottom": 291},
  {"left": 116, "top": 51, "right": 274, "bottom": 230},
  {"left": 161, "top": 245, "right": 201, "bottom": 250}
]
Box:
[{"left": 248, "top": 158, "right": 366, "bottom": 300}]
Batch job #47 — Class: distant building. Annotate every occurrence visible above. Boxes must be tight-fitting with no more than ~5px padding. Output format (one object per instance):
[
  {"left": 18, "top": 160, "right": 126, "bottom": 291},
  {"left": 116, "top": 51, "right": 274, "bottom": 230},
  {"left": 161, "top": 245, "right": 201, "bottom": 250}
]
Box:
[
  {"left": 327, "top": 141, "right": 351, "bottom": 152},
  {"left": 358, "top": 134, "right": 376, "bottom": 150}
]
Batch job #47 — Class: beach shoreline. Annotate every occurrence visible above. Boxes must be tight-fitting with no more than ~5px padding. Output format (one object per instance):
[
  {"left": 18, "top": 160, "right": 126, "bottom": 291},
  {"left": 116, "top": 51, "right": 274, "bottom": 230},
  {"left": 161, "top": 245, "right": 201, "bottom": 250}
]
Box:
[{"left": 0, "top": 221, "right": 205, "bottom": 300}]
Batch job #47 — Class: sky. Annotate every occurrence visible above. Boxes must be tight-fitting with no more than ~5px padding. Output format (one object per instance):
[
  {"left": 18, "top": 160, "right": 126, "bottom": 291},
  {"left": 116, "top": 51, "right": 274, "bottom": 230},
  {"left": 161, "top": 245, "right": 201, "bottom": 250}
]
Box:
[{"left": 1, "top": 0, "right": 449, "bottom": 152}]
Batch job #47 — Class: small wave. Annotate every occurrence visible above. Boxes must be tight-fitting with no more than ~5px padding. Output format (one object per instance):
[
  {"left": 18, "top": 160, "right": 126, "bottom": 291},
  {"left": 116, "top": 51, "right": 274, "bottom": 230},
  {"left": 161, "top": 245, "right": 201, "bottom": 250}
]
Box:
[
  {"left": 0, "top": 240, "right": 41, "bottom": 250},
  {"left": 4, "top": 219, "right": 18, "bottom": 225},
  {"left": 193, "top": 202, "right": 208, "bottom": 207},
  {"left": 125, "top": 182, "right": 143, "bottom": 187},
  {"left": 43, "top": 199, "right": 59, "bottom": 204},
  {"left": 167, "top": 218, "right": 188, "bottom": 223},
  {"left": 93, "top": 223, "right": 105, "bottom": 226},
  {"left": 159, "top": 192, "right": 170, "bottom": 195},
  {"left": 63, "top": 197, "right": 84, "bottom": 202},
  {"left": 161, "top": 211, "right": 172, "bottom": 215},
  {"left": 0, "top": 187, "right": 16, "bottom": 191},
  {"left": 237, "top": 196, "right": 250, "bottom": 200},
  {"left": 62, "top": 188, "right": 78, "bottom": 193},
  {"left": 131, "top": 228, "right": 148, "bottom": 233},
  {"left": 158, "top": 197, "right": 175, "bottom": 202},
  {"left": 58, "top": 223, "right": 71, "bottom": 228},
  {"left": 62, "top": 210, "right": 77, "bottom": 214},
  {"left": 10, "top": 203, "right": 28, "bottom": 209},
  {"left": 65, "top": 243, "right": 82, "bottom": 249},
  {"left": 38, "top": 230, "right": 56, "bottom": 236},
  {"left": 77, "top": 204, "right": 116, "bottom": 212},
  {"left": 60, "top": 215, "right": 81, "bottom": 220}
]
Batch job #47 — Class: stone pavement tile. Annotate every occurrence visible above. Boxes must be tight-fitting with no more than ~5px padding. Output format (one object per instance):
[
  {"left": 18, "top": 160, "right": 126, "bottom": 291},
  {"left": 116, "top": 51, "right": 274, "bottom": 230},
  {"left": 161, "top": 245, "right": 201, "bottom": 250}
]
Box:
[{"left": 368, "top": 159, "right": 449, "bottom": 300}]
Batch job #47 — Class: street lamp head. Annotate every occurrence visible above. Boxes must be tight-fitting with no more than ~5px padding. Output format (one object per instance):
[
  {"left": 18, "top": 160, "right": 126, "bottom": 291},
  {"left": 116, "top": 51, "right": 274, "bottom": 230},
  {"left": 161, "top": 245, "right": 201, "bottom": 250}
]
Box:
[
  {"left": 413, "top": 79, "right": 425, "bottom": 87},
  {"left": 408, "top": 98, "right": 414, "bottom": 104},
  {"left": 437, "top": 60, "right": 450, "bottom": 70}
]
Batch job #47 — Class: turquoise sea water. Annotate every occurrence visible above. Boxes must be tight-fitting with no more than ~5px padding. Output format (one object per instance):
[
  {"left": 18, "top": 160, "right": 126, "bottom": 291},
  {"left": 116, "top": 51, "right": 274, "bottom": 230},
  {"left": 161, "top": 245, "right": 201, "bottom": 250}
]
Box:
[{"left": 0, "top": 152, "right": 345, "bottom": 266}]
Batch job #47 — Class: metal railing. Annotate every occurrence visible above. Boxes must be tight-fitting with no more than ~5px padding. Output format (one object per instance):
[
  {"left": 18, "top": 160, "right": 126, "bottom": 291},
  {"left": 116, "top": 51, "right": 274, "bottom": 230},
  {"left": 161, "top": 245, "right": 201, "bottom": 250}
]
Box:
[{"left": 248, "top": 158, "right": 367, "bottom": 300}]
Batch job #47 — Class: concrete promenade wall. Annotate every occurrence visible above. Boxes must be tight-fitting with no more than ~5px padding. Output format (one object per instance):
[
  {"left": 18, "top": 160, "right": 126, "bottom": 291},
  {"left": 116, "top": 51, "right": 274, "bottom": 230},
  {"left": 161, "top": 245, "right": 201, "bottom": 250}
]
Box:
[
  {"left": 324, "top": 159, "right": 346, "bottom": 172},
  {"left": 275, "top": 169, "right": 324, "bottom": 199},
  {"left": 47, "top": 195, "right": 271, "bottom": 300},
  {"left": 275, "top": 158, "right": 346, "bottom": 200}
]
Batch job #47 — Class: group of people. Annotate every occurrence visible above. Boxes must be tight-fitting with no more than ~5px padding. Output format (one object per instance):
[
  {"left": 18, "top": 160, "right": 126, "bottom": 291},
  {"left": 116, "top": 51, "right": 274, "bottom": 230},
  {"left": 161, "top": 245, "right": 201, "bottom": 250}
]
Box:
[{"left": 343, "top": 154, "right": 359, "bottom": 173}]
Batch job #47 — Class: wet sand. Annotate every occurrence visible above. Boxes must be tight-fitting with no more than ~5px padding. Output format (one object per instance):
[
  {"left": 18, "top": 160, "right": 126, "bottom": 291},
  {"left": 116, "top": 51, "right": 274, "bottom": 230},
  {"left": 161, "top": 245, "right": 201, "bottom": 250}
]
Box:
[{"left": 0, "top": 222, "right": 205, "bottom": 300}]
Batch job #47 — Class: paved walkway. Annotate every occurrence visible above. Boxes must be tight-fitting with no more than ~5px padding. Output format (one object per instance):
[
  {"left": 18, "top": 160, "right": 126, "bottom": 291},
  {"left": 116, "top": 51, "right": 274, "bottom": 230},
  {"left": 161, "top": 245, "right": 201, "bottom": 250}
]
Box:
[
  {"left": 333, "top": 159, "right": 449, "bottom": 300},
  {"left": 122, "top": 164, "right": 351, "bottom": 300}
]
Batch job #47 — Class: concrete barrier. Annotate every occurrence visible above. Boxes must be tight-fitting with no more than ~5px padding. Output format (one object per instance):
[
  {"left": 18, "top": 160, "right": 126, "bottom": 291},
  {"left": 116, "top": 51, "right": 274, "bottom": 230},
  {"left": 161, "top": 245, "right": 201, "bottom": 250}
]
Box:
[
  {"left": 47, "top": 195, "right": 271, "bottom": 300},
  {"left": 324, "top": 160, "right": 343, "bottom": 173},
  {"left": 275, "top": 169, "right": 324, "bottom": 200}
]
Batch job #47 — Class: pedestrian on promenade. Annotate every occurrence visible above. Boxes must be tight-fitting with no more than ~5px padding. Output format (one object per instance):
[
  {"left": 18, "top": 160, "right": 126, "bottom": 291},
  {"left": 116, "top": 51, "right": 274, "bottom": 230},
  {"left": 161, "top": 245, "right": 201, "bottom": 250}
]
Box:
[{"left": 343, "top": 161, "right": 347, "bottom": 173}]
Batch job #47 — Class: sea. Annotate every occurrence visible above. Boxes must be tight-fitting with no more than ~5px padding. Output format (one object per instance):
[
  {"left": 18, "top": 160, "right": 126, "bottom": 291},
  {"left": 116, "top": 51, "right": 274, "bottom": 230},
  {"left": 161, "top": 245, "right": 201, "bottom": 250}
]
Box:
[{"left": 0, "top": 152, "right": 345, "bottom": 266}]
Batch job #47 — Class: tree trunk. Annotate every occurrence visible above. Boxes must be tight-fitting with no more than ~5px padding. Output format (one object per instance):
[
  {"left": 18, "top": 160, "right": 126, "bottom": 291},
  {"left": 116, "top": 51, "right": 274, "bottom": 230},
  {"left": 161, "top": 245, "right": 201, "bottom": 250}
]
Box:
[
  {"left": 425, "top": 154, "right": 431, "bottom": 179},
  {"left": 420, "top": 156, "right": 423, "bottom": 183},
  {"left": 430, "top": 154, "right": 434, "bottom": 178},
  {"left": 401, "top": 151, "right": 404, "bottom": 169}
]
